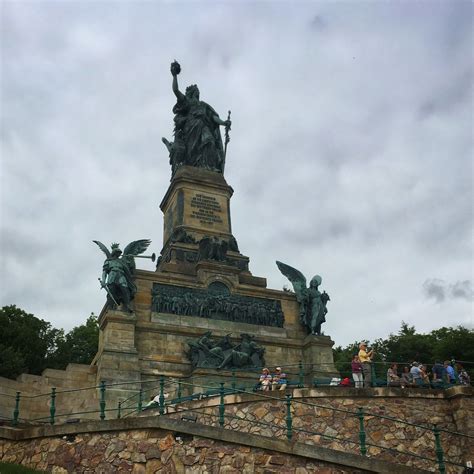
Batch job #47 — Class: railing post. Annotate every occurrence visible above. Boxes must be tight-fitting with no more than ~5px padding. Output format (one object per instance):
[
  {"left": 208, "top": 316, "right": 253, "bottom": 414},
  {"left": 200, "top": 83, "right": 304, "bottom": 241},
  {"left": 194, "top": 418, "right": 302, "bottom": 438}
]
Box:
[
  {"left": 219, "top": 382, "right": 225, "bottom": 427},
  {"left": 159, "top": 375, "right": 165, "bottom": 415},
  {"left": 357, "top": 407, "right": 367, "bottom": 456},
  {"left": 286, "top": 394, "right": 293, "bottom": 440},
  {"left": 177, "top": 380, "right": 182, "bottom": 402},
  {"left": 370, "top": 363, "right": 376, "bottom": 387},
  {"left": 298, "top": 360, "right": 304, "bottom": 388},
  {"left": 231, "top": 369, "right": 236, "bottom": 391},
  {"left": 12, "top": 391, "right": 21, "bottom": 427},
  {"left": 138, "top": 388, "right": 143, "bottom": 413},
  {"left": 117, "top": 401, "right": 122, "bottom": 419},
  {"left": 433, "top": 424, "right": 446, "bottom": 474},
  {"left": 99, "top": 381, "right": 106, "bottom": 421},
  {"left": 49, "top": 388, "right": 56, "bottom": 425}
]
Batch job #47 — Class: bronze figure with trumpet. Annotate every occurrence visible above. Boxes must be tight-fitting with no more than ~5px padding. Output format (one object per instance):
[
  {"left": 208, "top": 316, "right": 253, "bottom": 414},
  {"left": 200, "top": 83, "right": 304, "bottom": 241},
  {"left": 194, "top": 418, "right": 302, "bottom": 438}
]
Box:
[{"left": 93, "top": 239, "right": 154, "bottom": 312}]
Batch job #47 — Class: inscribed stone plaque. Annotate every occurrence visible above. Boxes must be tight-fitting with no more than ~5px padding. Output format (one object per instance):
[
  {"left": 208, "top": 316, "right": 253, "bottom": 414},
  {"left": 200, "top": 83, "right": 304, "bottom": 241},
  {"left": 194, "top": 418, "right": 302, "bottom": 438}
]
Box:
[{"left": 189, "top": 192, "right": 224, "bottom": 226}]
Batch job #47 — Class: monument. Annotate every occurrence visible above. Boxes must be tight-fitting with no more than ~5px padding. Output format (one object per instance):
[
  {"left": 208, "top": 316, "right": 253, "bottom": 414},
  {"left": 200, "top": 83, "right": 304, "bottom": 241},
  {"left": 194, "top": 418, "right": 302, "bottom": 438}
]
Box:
[{"left": 92, "top": 62, "right": 338, "bottom": 402}]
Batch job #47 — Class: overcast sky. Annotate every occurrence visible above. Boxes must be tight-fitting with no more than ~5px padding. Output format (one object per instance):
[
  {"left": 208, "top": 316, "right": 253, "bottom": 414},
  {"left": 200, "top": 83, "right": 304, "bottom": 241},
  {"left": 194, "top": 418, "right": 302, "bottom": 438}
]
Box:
[{"left": 1, "top": 1, "right": 472, "bottom": 347}]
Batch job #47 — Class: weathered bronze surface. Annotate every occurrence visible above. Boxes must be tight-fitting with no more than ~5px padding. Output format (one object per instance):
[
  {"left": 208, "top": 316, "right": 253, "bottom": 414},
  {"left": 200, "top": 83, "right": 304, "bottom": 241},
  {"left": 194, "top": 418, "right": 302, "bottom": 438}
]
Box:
[
  {"left": 162, "top": 61, "right": 231, "bottom": 176},
  {"left": 94, "top": 239, "right": 152, "bottom": 312},
  {"left": 152, "top": 282, "right": 284, "bottom": 327},
  {"left": 276, "top": 261, "right": 330, "bottom": 336},
  {"left": 186, "top": 331, "right": 265, "bottom": 369}
]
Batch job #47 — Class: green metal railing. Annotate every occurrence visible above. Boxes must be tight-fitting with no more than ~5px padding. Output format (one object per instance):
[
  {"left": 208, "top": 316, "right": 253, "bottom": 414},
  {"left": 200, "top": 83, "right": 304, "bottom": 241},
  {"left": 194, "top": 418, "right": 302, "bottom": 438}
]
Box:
[
  {"left": 3, "top": 363, "right": 472, "bottom": 473},
  {"left": 111, "top": 374, "right": 469, "bottom": 473}
]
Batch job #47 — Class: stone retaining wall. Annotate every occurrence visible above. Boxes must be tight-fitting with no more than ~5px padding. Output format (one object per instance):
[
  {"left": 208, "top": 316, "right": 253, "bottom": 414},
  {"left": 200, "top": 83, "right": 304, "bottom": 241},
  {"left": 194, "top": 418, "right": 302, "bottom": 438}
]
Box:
[
  {"left": 0, "top": 417, "right": 426, "bottom": 474},
  {"left": 160, "top": 386, "right": 473, "bottom": 473},
  {"left": 1, "top": 386, "right": 472, "bottom": 473},
  {"left": 0, "top": 429, "right": 365, "bottom": 474}
]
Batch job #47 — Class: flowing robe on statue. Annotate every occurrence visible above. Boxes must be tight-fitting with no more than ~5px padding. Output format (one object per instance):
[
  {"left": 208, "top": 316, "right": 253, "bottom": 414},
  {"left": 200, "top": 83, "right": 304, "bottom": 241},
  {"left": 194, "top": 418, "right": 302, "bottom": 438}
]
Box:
[
  {"left": 308, "top": 288, "right": 326, "bottom": 335},
  {"left": 173, "top": 96, "right": 225, "bottom": 173}
]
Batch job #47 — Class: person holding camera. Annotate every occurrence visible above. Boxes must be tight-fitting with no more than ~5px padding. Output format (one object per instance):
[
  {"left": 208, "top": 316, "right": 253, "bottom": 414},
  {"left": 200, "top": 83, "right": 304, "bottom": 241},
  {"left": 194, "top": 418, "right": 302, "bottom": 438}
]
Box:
[{"left": 358, "top": 342, "right": 374, "bottom": 388}]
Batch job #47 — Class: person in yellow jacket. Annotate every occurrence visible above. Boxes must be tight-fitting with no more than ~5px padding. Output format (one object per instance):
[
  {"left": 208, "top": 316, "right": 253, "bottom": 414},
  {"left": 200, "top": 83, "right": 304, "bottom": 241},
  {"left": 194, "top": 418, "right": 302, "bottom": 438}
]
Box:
[{"left": 358, "top": 342, "right": 374, "bottom": 388}]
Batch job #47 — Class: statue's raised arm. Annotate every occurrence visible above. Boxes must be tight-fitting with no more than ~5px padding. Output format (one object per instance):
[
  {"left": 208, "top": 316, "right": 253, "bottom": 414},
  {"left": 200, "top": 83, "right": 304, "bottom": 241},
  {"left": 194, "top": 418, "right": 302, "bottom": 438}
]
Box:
[{"left": 170, "top": 61, "right": 184, "bottom": 101}]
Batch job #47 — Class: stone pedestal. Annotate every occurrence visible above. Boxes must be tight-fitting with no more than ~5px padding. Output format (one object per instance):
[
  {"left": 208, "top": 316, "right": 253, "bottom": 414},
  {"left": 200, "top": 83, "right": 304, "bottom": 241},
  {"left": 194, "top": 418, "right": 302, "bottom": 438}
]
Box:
[
  {"left": 160, "top": 166, "right": 233, "bottom": 243},
  {"left": 96, "top": 310, "right": 142, "bottom": 409},
  {"left": 93, "top": 165, "right": 339, "bottom": 394},
  {"left": 157, "top": 166, "right": 251, "bottom": 276},
  {"left": 302, "top": 335, "right": 339, "bottom": 380}
]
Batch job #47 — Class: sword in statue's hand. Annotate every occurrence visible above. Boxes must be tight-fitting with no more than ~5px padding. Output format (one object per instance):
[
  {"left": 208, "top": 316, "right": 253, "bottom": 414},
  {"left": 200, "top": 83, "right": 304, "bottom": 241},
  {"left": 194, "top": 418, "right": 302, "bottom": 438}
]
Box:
[{"left": 98, "top": 278, "right": 119, "bottom": 307}]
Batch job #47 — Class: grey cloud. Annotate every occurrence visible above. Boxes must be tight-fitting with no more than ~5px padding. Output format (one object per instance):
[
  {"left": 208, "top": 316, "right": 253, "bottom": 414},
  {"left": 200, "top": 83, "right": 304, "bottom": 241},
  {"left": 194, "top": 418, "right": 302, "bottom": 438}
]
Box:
[
  {"left": 309, "top": 15, "right": 327, "bottom": 32},
  {"left": 423, "top": 279, "right": 447, "bottom": 303},
  {"left": 450, "top": 280, "right": 473, "bottom": 301},
  {"left": 423, "top": 279, "right": 473, "bottom": 303},
  {"left": 418, "top": 69, "right": 472, "bottom": 120}
]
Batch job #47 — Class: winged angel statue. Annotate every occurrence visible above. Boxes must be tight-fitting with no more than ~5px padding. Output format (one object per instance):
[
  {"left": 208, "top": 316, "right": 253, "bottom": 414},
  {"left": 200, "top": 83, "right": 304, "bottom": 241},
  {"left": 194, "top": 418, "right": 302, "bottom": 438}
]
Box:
[
  {"left": 276, "top": 261, "right": 330, "bottom": 336},
  {"left": 93, "top": 239, "right": 152, "bottom": 312}
]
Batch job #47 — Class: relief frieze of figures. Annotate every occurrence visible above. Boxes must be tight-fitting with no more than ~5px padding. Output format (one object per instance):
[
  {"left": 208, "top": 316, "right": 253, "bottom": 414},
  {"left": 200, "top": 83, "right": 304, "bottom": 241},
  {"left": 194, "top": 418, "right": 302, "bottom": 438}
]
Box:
[{"left": 151, "top": 283, "right": 284, "bottom": 327}]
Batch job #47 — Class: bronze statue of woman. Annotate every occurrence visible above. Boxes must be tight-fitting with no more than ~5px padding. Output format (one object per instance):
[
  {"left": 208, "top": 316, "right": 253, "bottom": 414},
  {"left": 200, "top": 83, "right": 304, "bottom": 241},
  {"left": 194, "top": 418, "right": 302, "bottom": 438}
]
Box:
[{"left": 163, "top": 61, "right": 231, "bottom": 174}]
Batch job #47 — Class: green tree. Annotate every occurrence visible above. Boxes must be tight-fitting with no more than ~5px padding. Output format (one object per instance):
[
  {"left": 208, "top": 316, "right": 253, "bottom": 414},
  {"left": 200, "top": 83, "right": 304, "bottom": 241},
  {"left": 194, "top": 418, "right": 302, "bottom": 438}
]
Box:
[
  {"left": 0, "top": 305, "right": 63, "bottom": 378},
  {"left": 0, "top": 306, "right": 99, "bottom": 379},
  {"left": 429, "top": 326, "right": 474, "bottom": 365},
  {"left": 49, "top": 314, "right": 99, "bottom": 367}
]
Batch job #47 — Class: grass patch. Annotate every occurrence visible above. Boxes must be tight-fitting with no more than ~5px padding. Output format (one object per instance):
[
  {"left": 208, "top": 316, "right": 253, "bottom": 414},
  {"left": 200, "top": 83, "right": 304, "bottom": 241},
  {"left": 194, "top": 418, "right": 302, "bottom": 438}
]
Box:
[{"left": 0, "top": 462, "right": 45, "bottom": 474}]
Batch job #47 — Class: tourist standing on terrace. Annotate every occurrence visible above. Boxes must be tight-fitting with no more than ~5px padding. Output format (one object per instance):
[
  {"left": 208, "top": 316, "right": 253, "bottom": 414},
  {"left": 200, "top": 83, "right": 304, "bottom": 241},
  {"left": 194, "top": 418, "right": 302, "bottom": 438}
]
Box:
[
  {"left": 358, "top": 342, "right": 374, "bottom": 388},
  {"left": 351, "top": 355, "right": 363, "bottom": 388},
  {"left": 444, "top": 361, "right": 456, "bottom": 384}
]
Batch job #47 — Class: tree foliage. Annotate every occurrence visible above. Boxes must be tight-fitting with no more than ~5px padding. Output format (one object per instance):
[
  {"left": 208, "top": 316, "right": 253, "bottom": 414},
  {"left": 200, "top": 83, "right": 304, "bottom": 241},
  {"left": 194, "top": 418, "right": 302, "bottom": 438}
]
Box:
[
  {"left": 0, "top": 305, "right": 98, "bottom": 379},
  {"left": 48, "top": 314, "right": 99, "bottom": 368},
  {"left": 0, "top": 305, "right": 63, "bottom": 378},
  {"left": 333, "top": 322, "right": 474, "bottom": 379}
]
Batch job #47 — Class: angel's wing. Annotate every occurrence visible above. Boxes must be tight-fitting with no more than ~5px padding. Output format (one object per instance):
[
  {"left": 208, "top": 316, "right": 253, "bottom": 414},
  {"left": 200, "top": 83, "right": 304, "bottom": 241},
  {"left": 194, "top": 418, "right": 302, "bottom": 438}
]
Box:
[
  {"left": 93, "top": 240, "right": 111, "bottom": 259},
  {"left": 123, "top": 239, "right": 151, "bottom": 257},
  {"left": 276, "top": 261, "right": 308, "bottom": 303}
]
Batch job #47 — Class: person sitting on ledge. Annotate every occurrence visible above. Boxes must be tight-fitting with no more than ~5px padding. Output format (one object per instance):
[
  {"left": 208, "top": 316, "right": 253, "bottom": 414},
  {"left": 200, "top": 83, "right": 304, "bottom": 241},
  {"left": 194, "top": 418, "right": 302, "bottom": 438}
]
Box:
[
  {"left": 444, "top": 360, "right": 456, "bottom": 384},
  {"left": 432, "top": 360, "right": 446, "bottom": 385},
  {"left": 387, "top": 363, "right": 401, "bottom": 387},
  {"left": 271, "top": 367, "right": 287, "bottom": 391},
  {"left": 145, "top": 392, "right": 169, "bottom": 408},
  {"left": 401, "top": 366, "right": 412, "bottom": 387},
  {"left": 410, "top": 362, "right": 423, "bottom": 386},
  {"left": 456, "top": 363, "right": 471, "bottom": 385},
  {"left": 258, "top": 368, "right": 272, "bottom": 391},
  {"left": 419, "top": 364, "right": 430, "bottom": 385}
]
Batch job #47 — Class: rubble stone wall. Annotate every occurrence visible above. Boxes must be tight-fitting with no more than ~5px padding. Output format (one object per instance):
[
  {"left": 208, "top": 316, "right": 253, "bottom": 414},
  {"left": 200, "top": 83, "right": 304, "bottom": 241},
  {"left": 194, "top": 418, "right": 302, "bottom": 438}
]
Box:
[{"left": 0, "top": 430, "right": 368, "bottom": 474}]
